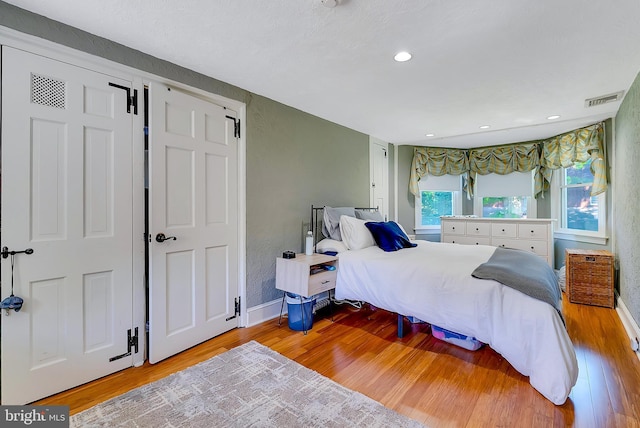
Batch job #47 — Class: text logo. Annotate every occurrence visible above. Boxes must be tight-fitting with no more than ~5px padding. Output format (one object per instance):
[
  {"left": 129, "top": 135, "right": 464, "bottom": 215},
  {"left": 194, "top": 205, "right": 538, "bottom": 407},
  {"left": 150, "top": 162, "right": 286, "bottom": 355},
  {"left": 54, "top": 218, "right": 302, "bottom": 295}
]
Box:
[{"left": 1, "top": 406, "right": 69, "bottom": 427}]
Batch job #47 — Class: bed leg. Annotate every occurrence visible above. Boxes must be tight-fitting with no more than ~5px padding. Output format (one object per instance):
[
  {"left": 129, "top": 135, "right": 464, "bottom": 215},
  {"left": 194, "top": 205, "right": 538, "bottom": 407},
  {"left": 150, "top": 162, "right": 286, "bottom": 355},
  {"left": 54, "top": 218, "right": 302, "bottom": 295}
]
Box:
[{"left": 397, "top": 314, "right": 404, "bottom": 338}]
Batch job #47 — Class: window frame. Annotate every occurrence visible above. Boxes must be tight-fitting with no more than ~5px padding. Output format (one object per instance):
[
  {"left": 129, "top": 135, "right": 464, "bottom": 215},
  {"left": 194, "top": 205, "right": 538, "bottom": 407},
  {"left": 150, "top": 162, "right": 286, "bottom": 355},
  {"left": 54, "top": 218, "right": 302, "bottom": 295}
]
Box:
[
  {"left": 414, "top": 177, "right": 462, "bottom": 234},
  {"left": 551, "top": 168, "right": 608, "bottom": 244},
  {"left": 472, "top": 171, "right": 537, "bottom": 219}
]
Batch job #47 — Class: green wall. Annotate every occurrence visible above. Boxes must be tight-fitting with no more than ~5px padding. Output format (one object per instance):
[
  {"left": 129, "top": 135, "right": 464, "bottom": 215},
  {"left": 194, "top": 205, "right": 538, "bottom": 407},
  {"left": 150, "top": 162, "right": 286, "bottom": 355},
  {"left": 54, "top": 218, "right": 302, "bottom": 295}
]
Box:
[
  {"left": 246, "top": 96, "right": 369, "bottom": 305},
  {"left": 0, "top": 2, "right": 370, "bottom": 308},
  {"left": 614, "top": 71, "right": 640, "bottom": 327}
]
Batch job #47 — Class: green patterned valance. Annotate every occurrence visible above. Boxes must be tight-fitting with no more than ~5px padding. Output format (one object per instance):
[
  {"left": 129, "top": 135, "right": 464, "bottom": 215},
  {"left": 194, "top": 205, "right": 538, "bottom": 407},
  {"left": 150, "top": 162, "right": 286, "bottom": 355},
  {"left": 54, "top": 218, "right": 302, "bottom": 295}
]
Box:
[
  {"left": 469, "top": 143, "right": 539, "bottom": 174},
  {"left": 468, "top": 143, "right": 540, "bottom": 196},
  {"left": 409, "top": 147, "right": 469, "bottom": 195},
  {"left": 537, "top": 122, "right": 606, "bottom": 197},
  {"left": 409, "top": 122, "right": 607, "bottom": 198}
]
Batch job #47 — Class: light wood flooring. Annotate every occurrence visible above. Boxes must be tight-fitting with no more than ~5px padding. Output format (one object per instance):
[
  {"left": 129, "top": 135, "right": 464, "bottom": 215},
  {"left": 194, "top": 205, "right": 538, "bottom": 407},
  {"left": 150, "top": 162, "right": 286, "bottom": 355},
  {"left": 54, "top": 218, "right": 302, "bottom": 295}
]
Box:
[{"left": 36, "top": 297, "right": 640, "bottom": 427}]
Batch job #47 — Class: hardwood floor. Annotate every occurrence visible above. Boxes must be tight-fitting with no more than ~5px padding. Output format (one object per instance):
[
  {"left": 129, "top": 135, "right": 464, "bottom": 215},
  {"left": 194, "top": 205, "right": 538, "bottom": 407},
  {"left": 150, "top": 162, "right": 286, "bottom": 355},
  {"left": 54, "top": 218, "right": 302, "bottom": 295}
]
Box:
[{"left": 35, "top": 297, "right": 640, "bottom": 427}]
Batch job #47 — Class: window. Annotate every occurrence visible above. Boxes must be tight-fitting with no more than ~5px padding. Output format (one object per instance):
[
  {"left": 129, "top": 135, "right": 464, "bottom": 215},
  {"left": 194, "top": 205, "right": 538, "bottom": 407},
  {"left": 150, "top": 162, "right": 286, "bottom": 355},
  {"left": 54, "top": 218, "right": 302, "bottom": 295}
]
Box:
[
  {"left": 480, "top": 196, "right": 529, "bottom": 218},
  {"left": 473, "top": 171, "right": 536, "bottom": 218},
  {"left": 421, "top": 191, "right": 454, "bottom": 225},
  {"left": 415, "top": 175, "right": 462, "bottom": 232},
  {"left": 552, "top": 160, "right": 607, "bottom": 243}
]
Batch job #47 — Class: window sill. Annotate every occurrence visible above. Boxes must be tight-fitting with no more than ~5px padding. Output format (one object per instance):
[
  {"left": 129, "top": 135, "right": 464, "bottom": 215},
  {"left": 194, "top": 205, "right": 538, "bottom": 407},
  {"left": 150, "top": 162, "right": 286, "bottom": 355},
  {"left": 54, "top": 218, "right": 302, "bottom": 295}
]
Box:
[{"left": 554, "top": 230, "right": 608, "bottom": 245}]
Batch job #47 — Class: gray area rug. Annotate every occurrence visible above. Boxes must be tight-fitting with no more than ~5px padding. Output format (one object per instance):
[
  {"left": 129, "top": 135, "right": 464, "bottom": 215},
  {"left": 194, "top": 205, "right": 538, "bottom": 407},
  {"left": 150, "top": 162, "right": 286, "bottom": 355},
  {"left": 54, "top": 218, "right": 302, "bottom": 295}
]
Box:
[{"left": 71, "top": 341, "right": 424, "bottom": 427}]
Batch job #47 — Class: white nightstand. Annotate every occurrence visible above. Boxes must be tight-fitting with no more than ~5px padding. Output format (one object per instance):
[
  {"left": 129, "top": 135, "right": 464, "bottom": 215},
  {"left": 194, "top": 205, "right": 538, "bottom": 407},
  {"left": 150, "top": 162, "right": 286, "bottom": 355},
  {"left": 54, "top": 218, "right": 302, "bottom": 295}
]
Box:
[{"left": 276, "top": 253, "right": 338, "bottom": 333}]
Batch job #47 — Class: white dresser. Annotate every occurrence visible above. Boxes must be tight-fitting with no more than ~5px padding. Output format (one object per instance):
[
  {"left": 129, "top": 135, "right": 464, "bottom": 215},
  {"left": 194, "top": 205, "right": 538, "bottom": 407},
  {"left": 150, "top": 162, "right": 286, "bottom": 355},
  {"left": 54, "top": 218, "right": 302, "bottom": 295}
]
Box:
[{"left": 440, "top": 216, "right": 555, "bottom": 267}]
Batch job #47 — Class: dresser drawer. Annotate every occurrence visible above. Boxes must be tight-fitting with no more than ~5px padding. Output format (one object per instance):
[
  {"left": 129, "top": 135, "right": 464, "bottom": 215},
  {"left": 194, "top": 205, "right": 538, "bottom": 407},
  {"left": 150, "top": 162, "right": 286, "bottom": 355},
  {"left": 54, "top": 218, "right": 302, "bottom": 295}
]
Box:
[
  {"left": 518, "top": 224, "right": 548, "bottom": 240},
  {"left": 510, "top": 239, "right": 548, "bottom": 256},
  {"left": 441, "top": 221, "right": 465, "bottom": 235},
  {"left": 448, "top": 236, "right": 491, "bottom": 246},
  {"left": 466, "top": 222, "right": 491, "bottom": 236},
  {"left": 491, "top": 223, "right": 517, "bottom": 238},
  {"left": 492, "top": 238, "right": 548, "bottom": 257}
]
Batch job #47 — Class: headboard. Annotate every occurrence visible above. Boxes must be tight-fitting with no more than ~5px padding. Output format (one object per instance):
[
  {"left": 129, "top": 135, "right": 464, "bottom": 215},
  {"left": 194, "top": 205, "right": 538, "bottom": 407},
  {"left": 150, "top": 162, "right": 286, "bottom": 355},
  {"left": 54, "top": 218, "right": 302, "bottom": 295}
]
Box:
[{"left": 310, "top": 205, "right": 379, "bottom": 250}]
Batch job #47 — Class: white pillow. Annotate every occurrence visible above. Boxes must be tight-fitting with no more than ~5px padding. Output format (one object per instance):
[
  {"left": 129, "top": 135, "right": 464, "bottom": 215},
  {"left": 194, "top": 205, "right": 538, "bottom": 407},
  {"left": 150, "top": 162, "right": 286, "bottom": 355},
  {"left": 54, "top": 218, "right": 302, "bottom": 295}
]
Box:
[
  {"left": 316, "top": 238, "right": 349, "bottom": 254},
  {"left": 339, "top": 215, "right": 376, "bottom": 250}
]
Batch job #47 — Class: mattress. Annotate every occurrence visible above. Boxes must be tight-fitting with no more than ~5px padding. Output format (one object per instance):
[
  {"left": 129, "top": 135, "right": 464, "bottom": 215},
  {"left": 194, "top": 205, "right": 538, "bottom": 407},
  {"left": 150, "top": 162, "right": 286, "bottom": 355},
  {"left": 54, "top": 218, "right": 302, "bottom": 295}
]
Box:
[{"left": 334, "top": 240, "right": 578, "bottom": 405}]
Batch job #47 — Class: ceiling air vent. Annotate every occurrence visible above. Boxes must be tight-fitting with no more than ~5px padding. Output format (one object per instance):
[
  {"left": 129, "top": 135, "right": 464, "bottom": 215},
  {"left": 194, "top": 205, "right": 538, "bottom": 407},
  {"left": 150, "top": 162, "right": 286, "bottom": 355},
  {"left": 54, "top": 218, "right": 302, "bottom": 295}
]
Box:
[{"left": 584, "top": 91, "right": 624, "bottom": 108}]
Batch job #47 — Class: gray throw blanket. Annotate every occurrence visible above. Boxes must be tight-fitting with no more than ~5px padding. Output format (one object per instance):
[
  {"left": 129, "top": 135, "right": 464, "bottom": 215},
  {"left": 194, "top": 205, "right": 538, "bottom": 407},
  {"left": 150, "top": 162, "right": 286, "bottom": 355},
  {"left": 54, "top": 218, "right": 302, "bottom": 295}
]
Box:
[{"left": 472, "top": 247, "right": 564, "bottom": 324}]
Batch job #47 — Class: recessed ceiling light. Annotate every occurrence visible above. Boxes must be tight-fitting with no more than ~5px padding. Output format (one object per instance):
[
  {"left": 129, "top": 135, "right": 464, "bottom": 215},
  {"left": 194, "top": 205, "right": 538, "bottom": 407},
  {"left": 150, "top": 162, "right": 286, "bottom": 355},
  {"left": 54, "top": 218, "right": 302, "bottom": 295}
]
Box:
[
  {"left": 547, "top": 115, "right": 561, "bottom": 120},
  {"left": 394, "top": 51, "right": 412, "bottom": 62},
  {"left": 479, "top": 125, "right": 491, "bottom": 129},
  {"left": 426, "top": 133, "right": 435, "bottom": 137}
]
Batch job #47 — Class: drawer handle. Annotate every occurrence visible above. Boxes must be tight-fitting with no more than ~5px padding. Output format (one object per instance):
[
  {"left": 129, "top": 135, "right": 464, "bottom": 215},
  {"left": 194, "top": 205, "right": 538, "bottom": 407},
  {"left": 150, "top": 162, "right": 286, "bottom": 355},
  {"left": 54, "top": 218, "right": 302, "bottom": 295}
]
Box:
[
  {"left": 530, "top": 230, "right": 534, "bottom": 234},
  {"left": 502, "top": 229, "right": 505, "bottom": 232},
  {"left": 321, "top": 280, "right": 330, "bottom": 284},
  {"left": 530, "top": 246, "right": 534, "bottom": 250},
  {"left": 585, "top": 256, "right": 596, "bottom": 262},
  {"left": 475, "top": 227, "right": 479, "bottom": 231},
  {"left": 452, "top": 227, "right": 455, "bottom": 230}
]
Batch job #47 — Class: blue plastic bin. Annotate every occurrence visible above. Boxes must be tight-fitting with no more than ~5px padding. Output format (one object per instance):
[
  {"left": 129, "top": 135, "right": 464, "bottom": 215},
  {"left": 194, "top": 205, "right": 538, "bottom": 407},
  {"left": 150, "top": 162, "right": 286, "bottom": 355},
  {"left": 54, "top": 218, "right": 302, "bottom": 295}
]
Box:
[
  {"left": 431, "top": 324, "right": 484, "bottom": 351},
  {"left": 286, "top": 293, "right": 315, "bottom": 331}
]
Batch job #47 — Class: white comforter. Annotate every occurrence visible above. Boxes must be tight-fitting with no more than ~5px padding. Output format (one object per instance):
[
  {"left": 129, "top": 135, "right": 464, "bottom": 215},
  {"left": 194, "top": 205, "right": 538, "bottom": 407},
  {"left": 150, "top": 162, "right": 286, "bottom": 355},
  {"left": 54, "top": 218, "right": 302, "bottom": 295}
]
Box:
[{"left": 334, "top": 240, "right": 578, "bottom": 405}]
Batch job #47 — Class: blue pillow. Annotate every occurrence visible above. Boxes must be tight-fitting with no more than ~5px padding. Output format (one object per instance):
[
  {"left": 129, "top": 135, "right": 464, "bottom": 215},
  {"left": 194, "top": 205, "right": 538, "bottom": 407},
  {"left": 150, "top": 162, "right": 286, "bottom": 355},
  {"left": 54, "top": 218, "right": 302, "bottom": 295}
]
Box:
[{"left": 364, "top": 221, "right": 417, "bottom": 252}]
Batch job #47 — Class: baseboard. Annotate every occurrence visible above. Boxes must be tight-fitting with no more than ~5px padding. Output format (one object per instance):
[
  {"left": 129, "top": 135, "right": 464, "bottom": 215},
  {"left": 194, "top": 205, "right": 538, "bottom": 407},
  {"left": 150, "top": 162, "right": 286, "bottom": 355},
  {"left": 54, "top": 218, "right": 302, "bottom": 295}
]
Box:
[
  {"left": 246, "top": 297, "right": 286, "bottom": 327},
  {"left": 616, "top": 294, "right": 640, "bottom": 362},
  {"left": 245, "top": 292, "right": 331, "bottom": 327}
]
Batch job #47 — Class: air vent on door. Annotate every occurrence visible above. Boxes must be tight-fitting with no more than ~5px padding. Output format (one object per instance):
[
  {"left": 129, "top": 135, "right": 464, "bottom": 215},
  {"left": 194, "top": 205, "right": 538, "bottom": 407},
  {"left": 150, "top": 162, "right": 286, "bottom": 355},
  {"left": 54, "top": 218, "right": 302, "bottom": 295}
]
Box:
[
  {"left": 31, "top": 73, "right": 66, "bottom": 109},
  {"left": 584, "top": 91, "right": 624, "bottom": 108}
]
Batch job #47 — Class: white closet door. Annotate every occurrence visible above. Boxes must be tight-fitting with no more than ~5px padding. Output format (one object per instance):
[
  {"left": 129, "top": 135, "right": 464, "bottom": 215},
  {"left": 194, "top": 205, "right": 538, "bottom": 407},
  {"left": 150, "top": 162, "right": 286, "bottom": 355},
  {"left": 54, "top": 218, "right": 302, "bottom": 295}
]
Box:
[
  {"left": 148, "top": 82, "right": 239, "bottom": 363},
  {"left": 1, "top": 46, "right": 135, "bottom": 404}
]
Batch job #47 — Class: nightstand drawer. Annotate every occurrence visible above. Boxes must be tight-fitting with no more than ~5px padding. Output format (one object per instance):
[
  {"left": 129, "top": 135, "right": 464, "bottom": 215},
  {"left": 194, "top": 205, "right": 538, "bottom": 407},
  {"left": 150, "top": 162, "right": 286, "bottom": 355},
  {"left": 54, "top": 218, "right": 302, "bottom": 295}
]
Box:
[{"left": 308, "top": 270, "right": 337, "bottom": 295}]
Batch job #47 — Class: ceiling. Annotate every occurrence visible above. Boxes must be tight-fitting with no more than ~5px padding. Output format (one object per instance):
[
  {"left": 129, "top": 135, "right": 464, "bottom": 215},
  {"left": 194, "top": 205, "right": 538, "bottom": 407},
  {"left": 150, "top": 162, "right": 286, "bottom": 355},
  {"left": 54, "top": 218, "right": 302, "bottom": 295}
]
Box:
[{"left": 5, "top": 0, "right": 640, "bottom": 148}]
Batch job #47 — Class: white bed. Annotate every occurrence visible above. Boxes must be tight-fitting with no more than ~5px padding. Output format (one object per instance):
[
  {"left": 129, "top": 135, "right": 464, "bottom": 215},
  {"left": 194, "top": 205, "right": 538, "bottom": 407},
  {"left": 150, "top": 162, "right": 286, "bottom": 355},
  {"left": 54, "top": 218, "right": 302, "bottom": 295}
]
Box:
[{"left": 334, "top": 240, "right": 579, "bottom": 405}]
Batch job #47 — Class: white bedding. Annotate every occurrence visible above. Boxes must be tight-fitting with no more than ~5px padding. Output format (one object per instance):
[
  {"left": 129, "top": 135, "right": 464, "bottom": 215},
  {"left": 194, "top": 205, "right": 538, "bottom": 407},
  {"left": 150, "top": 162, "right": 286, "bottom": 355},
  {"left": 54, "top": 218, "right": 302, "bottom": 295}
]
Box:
[{"left": 334, "top": 240, "right": 578, "bottom": 405}]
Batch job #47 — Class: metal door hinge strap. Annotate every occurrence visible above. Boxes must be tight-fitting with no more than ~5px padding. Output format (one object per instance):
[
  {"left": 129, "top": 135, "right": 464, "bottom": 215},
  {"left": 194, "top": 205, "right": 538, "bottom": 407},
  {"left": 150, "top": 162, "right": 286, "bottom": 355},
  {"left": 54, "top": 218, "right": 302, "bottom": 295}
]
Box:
[
  {"left": 109, "top": 327, "right": 139, "bottom": 362},
  {"left": 225, "top": 115, "right": 241, "bottom": 138},
  {"left": 225, "top": 297, "right": 241, "bottom": 321},
  {"left": 108, "top": 82, "right": 138, "bottom": 115}
]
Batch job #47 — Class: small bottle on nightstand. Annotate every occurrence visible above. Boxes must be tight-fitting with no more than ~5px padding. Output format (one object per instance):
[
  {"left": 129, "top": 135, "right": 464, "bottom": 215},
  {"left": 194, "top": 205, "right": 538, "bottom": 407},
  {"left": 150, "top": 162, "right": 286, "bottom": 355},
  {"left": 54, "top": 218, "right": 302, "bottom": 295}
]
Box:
[{"left": 305, "top": 231, "right": 313, "bottom": 255}]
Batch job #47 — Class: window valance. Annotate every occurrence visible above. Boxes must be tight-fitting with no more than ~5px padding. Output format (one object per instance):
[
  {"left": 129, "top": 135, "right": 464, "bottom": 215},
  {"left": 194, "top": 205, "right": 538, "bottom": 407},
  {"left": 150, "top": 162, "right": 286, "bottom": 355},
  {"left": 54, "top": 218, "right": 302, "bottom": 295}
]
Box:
[
  {"left": 409, "top": 122, "right": 606, "bottom": 198},
  {"left": 538, "top": 122, "right": 606, "bottom": 197},
  {"left": 409, "top": 147, "right": 469, "bottom": 195}
]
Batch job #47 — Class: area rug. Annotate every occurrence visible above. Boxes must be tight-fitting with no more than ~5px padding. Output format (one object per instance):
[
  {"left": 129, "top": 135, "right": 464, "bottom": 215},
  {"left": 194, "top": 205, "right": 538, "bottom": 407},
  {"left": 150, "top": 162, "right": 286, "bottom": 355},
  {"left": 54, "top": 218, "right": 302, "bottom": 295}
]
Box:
[{"left": 71, "top": 341, "right": 424, "bottom": 427}]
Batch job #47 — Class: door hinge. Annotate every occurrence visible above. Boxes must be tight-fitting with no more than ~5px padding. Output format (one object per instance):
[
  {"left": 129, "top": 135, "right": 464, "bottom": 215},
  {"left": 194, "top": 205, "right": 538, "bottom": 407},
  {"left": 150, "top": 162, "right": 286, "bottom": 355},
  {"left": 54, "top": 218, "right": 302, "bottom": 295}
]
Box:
[
  {"left": 225, "top": 115, "right": 241, "bottom": 138},
  {"left": 109, "top": 327, "right": 139, "bottom": 362},
  {"left": 109, "top": 82, "right": 138, "bottom": 115},
  {"left": 225, "top": 296, "right": 241, "bottom": 321}
]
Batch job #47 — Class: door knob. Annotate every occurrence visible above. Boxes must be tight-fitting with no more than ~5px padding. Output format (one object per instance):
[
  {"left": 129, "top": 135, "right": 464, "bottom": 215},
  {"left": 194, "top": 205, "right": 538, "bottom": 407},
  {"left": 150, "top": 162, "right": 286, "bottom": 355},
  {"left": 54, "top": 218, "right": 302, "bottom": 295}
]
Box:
[{"left": 155, "top": 233, "right": 177, "bottom": 243}]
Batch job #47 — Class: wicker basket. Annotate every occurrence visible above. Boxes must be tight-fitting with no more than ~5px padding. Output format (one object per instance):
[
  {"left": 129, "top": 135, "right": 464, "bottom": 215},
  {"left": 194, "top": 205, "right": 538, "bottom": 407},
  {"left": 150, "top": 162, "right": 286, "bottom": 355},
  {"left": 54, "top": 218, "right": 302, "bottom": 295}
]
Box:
[{"left": 565, "top": 249, "right": 614, "bottom": 308}]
